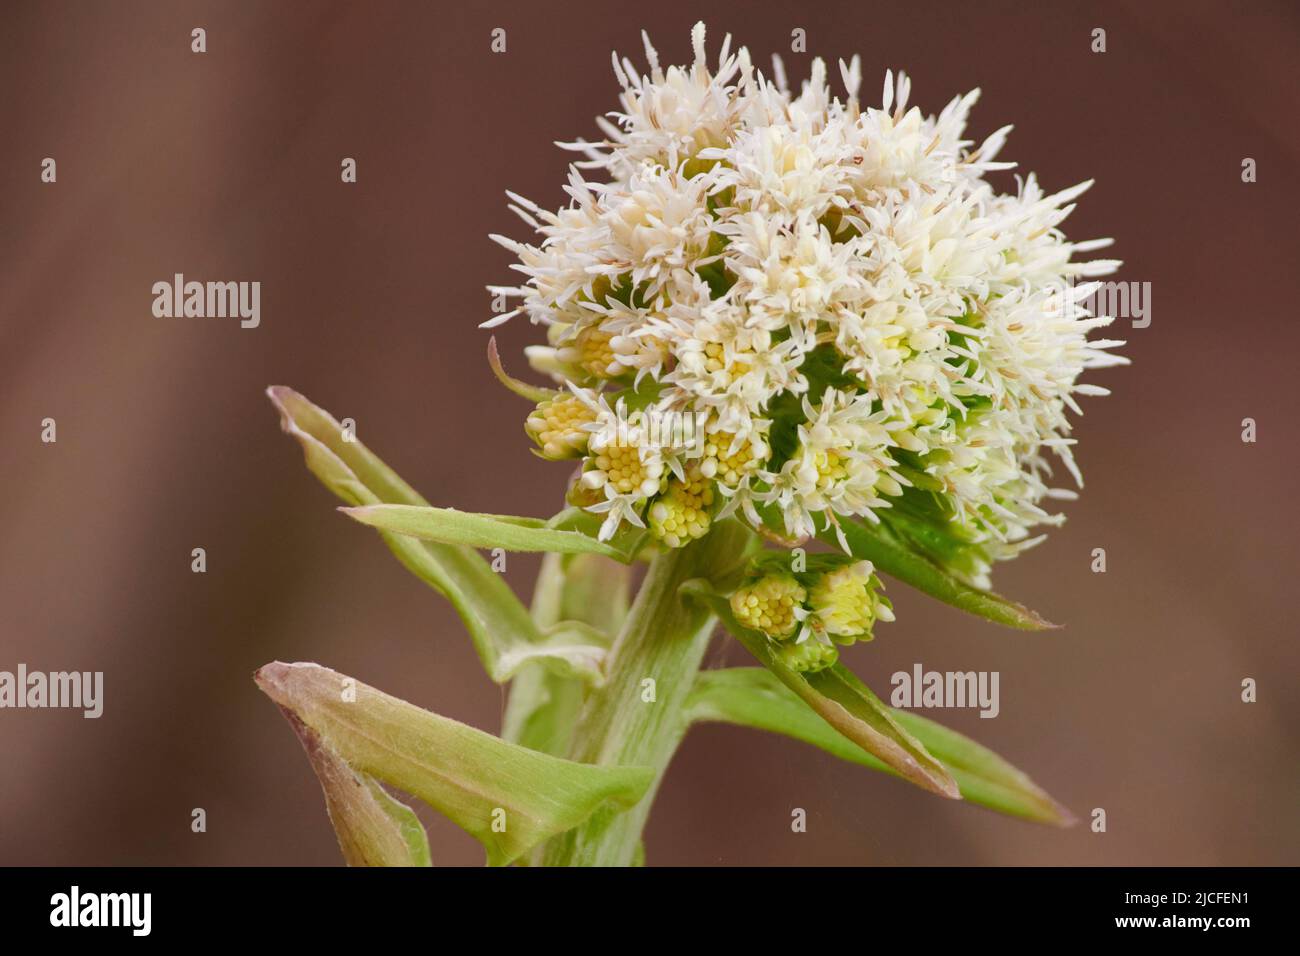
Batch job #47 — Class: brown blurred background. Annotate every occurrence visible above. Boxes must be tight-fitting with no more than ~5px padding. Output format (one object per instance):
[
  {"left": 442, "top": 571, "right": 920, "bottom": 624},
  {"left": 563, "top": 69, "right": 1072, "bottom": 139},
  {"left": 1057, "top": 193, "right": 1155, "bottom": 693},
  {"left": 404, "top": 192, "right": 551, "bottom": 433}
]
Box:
[{"left": 1, "top": 0, "right": 1297, "bottom": 866}]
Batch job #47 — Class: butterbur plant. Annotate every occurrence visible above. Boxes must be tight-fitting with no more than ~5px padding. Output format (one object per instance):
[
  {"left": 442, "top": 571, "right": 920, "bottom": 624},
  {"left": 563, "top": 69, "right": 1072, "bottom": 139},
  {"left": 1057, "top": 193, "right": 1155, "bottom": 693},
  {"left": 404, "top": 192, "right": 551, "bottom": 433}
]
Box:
[{"left": 258, "top": 23, "right": 1126, "bottom": 866}]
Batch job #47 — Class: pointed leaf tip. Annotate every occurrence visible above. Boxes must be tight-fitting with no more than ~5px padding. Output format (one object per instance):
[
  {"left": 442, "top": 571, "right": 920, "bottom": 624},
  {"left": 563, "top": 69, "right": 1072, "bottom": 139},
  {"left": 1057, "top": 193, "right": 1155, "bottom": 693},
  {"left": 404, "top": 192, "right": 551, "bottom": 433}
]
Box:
[
  {"left": 277, "top": 704, "right": 432, "bottom": 866},
  {"left": 265, "top": 387, "right": 567, "bottom": 685},
  {"left": 826, "top": 516, "right": 1059, "bottom": 632},
  {"left": 256, "top": 661, "right": 653, "bottom": 866},
  {"left": 487, "top": 336, "right": 555, "bottom": 402},
  {"left": 688, "top": 668, "right": 1074, "bottom": 826}
]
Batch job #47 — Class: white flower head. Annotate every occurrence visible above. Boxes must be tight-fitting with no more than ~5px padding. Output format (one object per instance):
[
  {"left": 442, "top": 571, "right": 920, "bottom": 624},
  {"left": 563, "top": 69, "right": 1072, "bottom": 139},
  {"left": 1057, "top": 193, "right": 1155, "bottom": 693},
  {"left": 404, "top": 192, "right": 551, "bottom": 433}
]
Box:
[{"left": 490, "top": 23, "right": 1126, "bottom": 567}]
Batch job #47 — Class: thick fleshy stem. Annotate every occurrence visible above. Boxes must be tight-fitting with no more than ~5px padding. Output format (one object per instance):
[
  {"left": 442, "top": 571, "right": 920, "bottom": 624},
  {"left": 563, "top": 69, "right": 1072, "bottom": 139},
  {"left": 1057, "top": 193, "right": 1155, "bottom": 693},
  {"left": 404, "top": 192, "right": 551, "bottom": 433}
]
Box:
[{"left": 542, "top": 521, "right": 752, "bottom": 866}]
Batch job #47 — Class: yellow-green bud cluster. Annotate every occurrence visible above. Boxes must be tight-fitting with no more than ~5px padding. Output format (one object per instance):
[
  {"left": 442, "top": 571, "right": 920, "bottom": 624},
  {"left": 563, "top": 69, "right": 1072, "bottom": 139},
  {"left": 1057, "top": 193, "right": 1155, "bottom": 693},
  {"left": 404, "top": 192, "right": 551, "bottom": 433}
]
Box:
[
  {"left": 807, "top": 560, "right": 892, "bottom": 644},
  {"left": 729, "top": 574, "right": 806, "bottom": 639},
  {"left": 698, "top": 431, "right": 765, "bottom": 489},
  {"left": 648, "top": 467, "right": 715, "bottom": 549},
  {"left": 728, "top": 558, "right": 891, "bottom": 674},
  {"left": 525, "top": 394, "right": 595, "bottom": 460},
  {"left": 584, "top": 440, "right": 664, "bottom": 497},
  {"left": 568, "top": 326, "right": 622, "bottom": 379},
  {"left": 777, "top": 637, "right": 839, "bottom": 673}
]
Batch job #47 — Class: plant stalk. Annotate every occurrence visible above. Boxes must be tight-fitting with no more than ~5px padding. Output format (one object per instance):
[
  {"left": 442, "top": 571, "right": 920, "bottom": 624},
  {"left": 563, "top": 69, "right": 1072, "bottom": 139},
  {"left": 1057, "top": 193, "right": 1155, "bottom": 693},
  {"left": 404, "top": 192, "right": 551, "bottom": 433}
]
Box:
[{"left": 542, "top": 521, "right": 751, "bottom": 866}]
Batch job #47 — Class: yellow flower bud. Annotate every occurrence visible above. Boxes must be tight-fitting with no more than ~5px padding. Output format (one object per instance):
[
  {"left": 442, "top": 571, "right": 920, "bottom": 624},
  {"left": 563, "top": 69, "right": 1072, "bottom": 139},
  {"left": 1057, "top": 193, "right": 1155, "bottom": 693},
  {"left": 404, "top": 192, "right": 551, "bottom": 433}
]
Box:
[
  {"left": 698, "top": 431, "right": 765, "bottom": 488},
  {"left": 588, "top": 442, "right": 663, "bottom": 497},
  {"left": 525, "top": 394, "right": 595, "bottom": 460},
  {"left": 808, "top": 560, "right": 890, "bottom": 644},
  {"left": 730, "top": 574, "right": 806, "bottom": 639},
  {"left": 648, "top": 467, "right": 715, "bottom": 548}
]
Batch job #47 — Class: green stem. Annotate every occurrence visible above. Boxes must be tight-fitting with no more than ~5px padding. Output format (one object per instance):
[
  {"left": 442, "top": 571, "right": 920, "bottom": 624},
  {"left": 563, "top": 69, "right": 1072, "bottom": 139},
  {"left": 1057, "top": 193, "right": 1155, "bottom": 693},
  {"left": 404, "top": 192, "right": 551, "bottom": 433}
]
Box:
[{"left": 543, "top": 521, "right": 751, "bottom": 866}]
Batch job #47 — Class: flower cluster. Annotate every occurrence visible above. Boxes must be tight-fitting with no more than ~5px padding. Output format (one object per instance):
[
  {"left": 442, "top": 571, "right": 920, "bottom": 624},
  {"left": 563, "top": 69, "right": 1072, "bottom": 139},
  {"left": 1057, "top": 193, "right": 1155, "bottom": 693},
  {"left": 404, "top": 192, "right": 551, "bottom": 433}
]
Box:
[
  {"left": 730, "top": 558, "right": 892, "bottom": 673},
  {"left": 490, "top": 23, "right": 1125, "bottom": 579}
]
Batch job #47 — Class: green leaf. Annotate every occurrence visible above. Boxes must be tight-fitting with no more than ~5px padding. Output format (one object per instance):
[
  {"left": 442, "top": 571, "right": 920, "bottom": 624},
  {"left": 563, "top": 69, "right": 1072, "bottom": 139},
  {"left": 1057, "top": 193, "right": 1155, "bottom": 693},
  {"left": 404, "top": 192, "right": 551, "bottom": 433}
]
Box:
[
  {"left": 544, "top": 551, "right": 632, "bottom": 636},
  {"left": 545, "top": 507, "right": 650, "bottom": 563},
  {"left": 503, "top": 552, "right": 631, "bottom": 759},
  {"left": 267, "top": 385, "right": 428, "bottom": 508},
  {"left": 890, "top": 709, "right": 1076, "bottom": 826},
  {"left": 256, "top": 662, "right": 653, "bottom": 867},
  {"left": 494, "top": 621, "right": 610, "bottom": 685},
  {"left": 340, "top": 504, "right": 626, "bottom": 560},
  {"left": 268, "top": 386, "right": 566, "bottom": 683},
  {"left": 688, "top": 668, "right": 1074, "bottom": 826},
  {"left": 879, "top": 487, "right": 990, "bottom": 573},
  {"left": 822, "top": 515, "right": 1057, "bottom": 631},
  {"left": 280, "top": 708, "right": 432, "bottom": 865},
  {"left": 683, "top": 581, "right": 959, "bottom": 799}
]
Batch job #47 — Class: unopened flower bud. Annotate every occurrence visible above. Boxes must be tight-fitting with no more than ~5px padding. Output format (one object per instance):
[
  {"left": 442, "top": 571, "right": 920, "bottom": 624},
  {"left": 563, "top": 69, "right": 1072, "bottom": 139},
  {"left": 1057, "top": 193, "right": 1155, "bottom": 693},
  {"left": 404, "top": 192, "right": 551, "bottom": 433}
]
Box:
[
  {"left": 808, "top": 560, "right": 890, "bottom": 644},
  {"left": 777, "top": 636, "right": 839, "bottom": 673},
  {"left": 558, "top": 326, "right": 626, "bottom": 379},
  {"left": 585, "top": 440, "right": 664, "bottom": 498},
  {"left": 730, "top": 574, "right": 806, "bottom": 639},
  {"left": 525, "top": 394, "right": 595, "bottom": 460},
  {"left": 648, "top": 467, "right": 715, "bottom": 548},
  {"left": 566, "top": 472, "right": 605, "bottom": 509},
  {"left": 699, "top": 431, "right": 765, "bottom": 488}
]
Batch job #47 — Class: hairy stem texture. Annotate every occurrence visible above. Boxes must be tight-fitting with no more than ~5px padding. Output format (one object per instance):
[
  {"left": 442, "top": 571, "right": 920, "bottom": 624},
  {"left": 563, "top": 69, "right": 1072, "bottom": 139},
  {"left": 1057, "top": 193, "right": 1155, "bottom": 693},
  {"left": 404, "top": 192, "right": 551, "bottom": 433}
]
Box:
[{"left": 543, "top": 521, "right": 750, "bottom": 866}]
